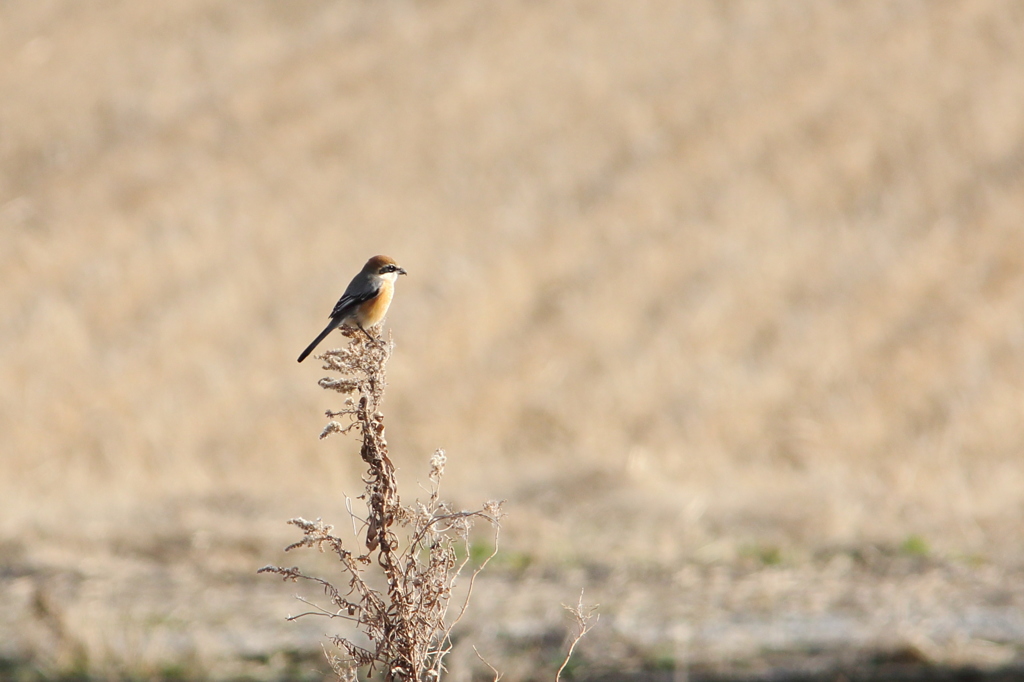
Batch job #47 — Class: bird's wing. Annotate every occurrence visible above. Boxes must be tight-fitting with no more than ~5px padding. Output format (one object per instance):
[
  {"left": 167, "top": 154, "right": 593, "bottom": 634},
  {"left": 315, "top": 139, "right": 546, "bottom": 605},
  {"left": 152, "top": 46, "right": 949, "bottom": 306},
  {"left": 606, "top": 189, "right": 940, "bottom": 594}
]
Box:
[{"left": 329, "top": 278, "right": 382, "bottom": 318}]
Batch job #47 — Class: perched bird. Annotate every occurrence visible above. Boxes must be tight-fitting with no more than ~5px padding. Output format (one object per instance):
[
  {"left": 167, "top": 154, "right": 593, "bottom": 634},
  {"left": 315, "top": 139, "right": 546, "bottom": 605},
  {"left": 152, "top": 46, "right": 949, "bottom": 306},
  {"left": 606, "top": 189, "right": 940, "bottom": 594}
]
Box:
[{"left": 297, "top": 255, "right": 407, "bottom": 363}]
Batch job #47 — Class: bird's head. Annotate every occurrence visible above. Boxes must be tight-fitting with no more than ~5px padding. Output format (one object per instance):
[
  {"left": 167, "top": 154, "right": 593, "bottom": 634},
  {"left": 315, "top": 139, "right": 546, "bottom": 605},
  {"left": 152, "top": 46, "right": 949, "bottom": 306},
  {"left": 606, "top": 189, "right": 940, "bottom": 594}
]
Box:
[{"left": 365, "top": 255, "right": 408, "bottom": 279}]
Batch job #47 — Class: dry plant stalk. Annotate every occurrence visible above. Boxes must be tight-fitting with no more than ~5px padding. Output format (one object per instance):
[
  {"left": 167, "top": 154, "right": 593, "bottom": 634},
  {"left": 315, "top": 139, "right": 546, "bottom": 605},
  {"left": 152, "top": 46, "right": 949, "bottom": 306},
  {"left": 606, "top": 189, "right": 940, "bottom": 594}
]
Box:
[
  {"left": 556, "top": 592, "right": 600, "bottom": 682},
  {"left": 260, "top": 328, "right": 503, "bottom": 682}
]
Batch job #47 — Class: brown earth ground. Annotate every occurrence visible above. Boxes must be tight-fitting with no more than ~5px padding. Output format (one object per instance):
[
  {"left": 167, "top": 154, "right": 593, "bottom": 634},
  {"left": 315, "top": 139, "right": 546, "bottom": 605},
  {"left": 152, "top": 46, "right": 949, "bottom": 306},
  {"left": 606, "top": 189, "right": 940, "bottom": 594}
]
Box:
[{"left": 4, "top": 1, "right": 1024, "bottom": 680}]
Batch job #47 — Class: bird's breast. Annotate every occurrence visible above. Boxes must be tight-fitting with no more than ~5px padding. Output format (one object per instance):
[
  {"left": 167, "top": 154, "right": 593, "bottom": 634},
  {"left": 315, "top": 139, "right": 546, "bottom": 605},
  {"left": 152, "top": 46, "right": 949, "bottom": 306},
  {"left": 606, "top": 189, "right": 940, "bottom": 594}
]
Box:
[{"left": 357, "top": 283, "right": 394, "bottom": 327}]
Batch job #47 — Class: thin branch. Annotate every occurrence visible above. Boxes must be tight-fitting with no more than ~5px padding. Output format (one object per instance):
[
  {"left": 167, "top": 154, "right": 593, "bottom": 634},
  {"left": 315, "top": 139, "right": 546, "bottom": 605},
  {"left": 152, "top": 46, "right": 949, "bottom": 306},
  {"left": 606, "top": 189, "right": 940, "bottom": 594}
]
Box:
[
  {"left": 556, "top": 591, "right": 600, "bottom": 682},
  {"left": 286, "top": 596, "right": 361, "bottom": 623},
  {"left": 473, "top": 646, "right": 503, "bottom": 682}
]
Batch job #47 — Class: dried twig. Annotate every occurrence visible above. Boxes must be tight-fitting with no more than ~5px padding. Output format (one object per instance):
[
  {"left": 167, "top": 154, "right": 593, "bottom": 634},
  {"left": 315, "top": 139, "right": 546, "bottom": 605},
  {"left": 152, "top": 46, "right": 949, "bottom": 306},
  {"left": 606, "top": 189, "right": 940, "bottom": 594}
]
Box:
[
  {"left": 555, "top": 591, "right": 600, "bottom": 682},
  {"left": 473, "top": 646, "right": 503, "bottom": 682}
]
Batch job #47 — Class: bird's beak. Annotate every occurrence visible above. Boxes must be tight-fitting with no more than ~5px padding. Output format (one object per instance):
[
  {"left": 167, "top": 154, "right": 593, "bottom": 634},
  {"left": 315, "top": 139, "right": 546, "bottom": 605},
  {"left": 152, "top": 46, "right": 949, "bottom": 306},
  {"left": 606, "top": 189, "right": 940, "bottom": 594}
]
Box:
[{"left": 397, "top": 267, "right": 408, "bottom": 276}]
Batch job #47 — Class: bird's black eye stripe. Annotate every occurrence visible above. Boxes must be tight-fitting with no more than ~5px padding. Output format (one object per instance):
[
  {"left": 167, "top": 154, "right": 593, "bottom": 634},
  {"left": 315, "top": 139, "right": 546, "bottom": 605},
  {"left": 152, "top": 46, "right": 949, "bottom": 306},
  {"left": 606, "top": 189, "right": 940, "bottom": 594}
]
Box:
[{"left": 380, "top": 264, "right": 396, "bottom": 273}]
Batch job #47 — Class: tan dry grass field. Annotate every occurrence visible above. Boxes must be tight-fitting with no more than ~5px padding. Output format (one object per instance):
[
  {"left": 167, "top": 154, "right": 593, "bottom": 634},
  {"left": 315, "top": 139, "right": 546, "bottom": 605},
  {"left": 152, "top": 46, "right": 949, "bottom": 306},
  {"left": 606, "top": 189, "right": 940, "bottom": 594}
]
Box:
[{"left": 3, "top": 1, "right": 1024, "bottom": 679}]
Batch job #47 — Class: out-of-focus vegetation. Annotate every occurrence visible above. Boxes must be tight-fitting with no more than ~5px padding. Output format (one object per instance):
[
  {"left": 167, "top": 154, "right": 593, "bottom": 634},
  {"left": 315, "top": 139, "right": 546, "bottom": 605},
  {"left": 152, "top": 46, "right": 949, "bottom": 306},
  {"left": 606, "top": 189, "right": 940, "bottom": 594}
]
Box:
[{"left": 3, "top": 1, "right": 1024, "bottom": 678}]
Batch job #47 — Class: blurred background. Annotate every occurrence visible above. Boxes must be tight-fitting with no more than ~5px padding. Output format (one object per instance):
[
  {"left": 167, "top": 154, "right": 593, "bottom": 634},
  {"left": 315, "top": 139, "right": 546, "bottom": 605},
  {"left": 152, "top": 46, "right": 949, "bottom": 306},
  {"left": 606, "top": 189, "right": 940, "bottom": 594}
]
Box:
[{"left": 3, "top": 1, "right": 1024, "bottom": 680}]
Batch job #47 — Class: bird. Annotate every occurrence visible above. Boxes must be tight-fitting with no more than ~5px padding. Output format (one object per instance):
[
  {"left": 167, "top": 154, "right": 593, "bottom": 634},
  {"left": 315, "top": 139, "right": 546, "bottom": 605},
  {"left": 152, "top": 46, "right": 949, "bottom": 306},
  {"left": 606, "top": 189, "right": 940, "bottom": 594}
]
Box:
[{"left": 297, "top": 255, "right": 407, "bottom": 363}]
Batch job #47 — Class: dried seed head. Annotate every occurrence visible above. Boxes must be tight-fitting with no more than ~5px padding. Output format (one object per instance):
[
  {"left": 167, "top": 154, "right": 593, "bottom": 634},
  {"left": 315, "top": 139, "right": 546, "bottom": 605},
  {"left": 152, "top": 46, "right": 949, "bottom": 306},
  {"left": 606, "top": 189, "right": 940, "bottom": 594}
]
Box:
[{"left": 429, "top": 449, "right": 447, "bottom": 480}]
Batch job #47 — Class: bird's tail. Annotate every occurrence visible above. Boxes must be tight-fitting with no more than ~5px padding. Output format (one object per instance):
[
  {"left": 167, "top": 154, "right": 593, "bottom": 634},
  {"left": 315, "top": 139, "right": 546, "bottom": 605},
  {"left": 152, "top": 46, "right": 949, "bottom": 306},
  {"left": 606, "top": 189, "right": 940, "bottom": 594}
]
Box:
[{"left": 297, "top": 320, "right": 339, "bottom": 363}]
